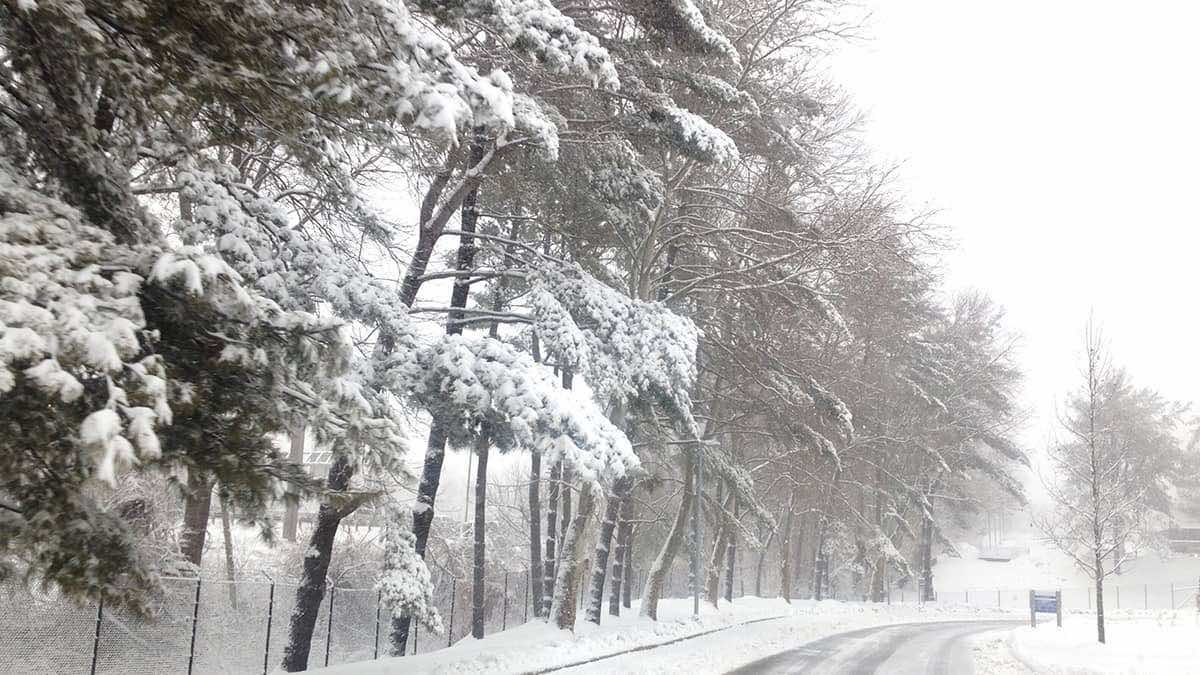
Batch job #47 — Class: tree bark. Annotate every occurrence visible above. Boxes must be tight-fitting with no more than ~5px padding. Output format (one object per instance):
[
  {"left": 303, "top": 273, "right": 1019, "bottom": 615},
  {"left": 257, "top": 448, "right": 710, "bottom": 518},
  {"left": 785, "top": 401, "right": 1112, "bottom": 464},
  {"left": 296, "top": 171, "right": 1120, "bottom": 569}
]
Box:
[
  {"left": 471, "top": 432, "right": 490, "bottom": 639},
  {"left": 585, "top": 478, "right": 630, "bottom": 623},
  {"left": 529, "top": 449, "right": 544, "bottom": 617},
  {"left": 609, "top": 491, "right": 635, "bottom": 616},
  {"left": 813, "top": 512, "right": 828, "bottom": 601},
  {"left": 778, "top": 491, "right": 796, "bottom": 603},
  {"left": 754, "top": 527, "right": 776, "bottom": 597},
  {"left": 639, "top": 450, "right": 694, "bottom": 620},
  {"left": 724, "top": 499, "right": 737, "bottom": 603},
  {"left": 180, "top": 474, "right": 213, "bottom": 568},
  {"left": 550, "top": 481, "right": 596, "bottom": 629},
  {"left": 542, "top": 460, "right": 561, "bottom": 617},
  {"left": 219, "top": 491, "right": 238, "bottom": 609},
  {"left": 920, "top": 510, "right": 934, "bottom": 602},
  {"left": 282, "top": 456, "right": 352, "bottom": 671},
  {"left": 621, "top": 534, "right": 634, "bottom": 609}
]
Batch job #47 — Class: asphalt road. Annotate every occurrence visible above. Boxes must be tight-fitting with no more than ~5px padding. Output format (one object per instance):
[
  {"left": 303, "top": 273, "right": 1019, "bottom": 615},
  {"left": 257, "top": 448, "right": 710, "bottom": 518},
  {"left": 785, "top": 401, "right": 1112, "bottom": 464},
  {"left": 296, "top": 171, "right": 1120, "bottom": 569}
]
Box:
[{"left": 725, "top": 620, "right": 1022, "bottom": 674}]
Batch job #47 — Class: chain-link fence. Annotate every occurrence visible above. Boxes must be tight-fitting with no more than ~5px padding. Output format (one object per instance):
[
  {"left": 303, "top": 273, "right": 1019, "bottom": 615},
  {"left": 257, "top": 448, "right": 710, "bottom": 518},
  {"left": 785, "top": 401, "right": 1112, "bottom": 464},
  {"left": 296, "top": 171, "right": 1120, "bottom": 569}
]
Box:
[
  {"left": 0, "top": 568, "right": 543, "bottom": 675},
  {"left": 5, "top": 565, "right": 1196, "bottom": 674}
]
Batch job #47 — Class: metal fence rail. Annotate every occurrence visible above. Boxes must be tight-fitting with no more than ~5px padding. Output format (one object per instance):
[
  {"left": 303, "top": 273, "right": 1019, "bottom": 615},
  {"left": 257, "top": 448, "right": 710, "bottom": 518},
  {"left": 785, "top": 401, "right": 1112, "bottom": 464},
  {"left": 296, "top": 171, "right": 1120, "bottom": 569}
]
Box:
[
  {"left": 0, "top": 569, "right": 543, "bottom": 675},
  {"left": 3, "top": 568, "right": 1196, "bottom": 674}
]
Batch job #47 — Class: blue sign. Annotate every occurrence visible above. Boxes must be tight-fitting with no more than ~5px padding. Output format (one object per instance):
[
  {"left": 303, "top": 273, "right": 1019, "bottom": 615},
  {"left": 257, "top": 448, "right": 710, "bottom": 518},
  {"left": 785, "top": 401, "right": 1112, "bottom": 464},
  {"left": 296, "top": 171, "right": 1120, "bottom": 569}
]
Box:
[{"left": 1033, "top": 593, "right": 1058, "bottom": 613}]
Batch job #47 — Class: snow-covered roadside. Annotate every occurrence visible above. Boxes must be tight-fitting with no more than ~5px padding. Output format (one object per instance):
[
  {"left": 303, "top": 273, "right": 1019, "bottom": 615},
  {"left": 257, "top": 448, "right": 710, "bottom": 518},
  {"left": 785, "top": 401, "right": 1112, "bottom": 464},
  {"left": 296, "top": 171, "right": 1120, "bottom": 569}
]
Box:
[
  {"left": 313, "top": 597, "right": 1018, "bottom": 674},
  {"left": 1002, "top": 610, "right": 1200, "bottom": 673},
  {"left": 561, "top": 601, "right": 1019, "bottom": 673},
  {"left": 969, "top": 629, "right": 1033, "bottom": 674}
]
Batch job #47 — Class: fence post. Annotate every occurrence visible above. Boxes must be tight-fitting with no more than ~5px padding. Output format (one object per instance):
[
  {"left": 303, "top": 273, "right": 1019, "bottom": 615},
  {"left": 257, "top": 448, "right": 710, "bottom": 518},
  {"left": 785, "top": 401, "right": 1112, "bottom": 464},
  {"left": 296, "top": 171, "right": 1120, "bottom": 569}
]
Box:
[
  {"left": 1144, "top": 584, "right": 1148, "bottom": 610},
  {"left": 965, "top": 589, "right": 969, "bottom": 605},
  {"left": 188, "top": 578, "right": 202, "bottom": 675},
  {"left": 502, "top": 572, "right": 510, "bottom": 630},
  {"left": 1115, "top": 585, "right": 1119, "bottom": 609},
  {"left": 523, "top": 569, "right": 530, "bottom": 622},
  {"left": 325, "top": 585, "right": 335, "bottom": 667},
  {"left": 447, "top": 578, "right": 457, "bottom": 648},
  {"left": 262, "top": 579, "right": 275, "bottom": 675},
  {"left": 997, "top": 589, "right": 1002, "bottom": 608},
  {"left": 413, "top": 620, "right": 418, "bottom": 655},
  {"left": 1056, "top": 590, "right": 1062, "bottom": 627},
  {"left": 1029, "top": 590, "right": 1035, "bottom": 628},
  {"left": 1171, "top": 583, "right": 1175, "bottom": 608},
  {"left": 374, "top": 589, "right": 381, "bottom": 659},
  {"left": 90, "top": 599, "right": 104, "bottom": 675}
]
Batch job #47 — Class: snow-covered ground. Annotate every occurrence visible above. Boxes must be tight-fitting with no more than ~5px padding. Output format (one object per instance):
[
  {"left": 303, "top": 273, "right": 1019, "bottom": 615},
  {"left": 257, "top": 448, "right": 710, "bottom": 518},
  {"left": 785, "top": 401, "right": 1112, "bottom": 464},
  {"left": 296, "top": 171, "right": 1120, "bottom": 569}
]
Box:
[
  {"left": 313, "top": 596, "right": 1016, "bottom": 674},
  {"left": 965, "top": 610, "right": 1200, "bottom": 674}
]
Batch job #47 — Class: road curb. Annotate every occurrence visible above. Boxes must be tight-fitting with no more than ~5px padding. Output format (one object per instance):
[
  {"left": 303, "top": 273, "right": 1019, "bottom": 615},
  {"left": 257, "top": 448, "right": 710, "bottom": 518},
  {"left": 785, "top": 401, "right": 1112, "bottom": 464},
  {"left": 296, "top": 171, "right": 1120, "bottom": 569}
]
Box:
[{"left": 526, "top": 613, "right": 792, "bottom": 674}]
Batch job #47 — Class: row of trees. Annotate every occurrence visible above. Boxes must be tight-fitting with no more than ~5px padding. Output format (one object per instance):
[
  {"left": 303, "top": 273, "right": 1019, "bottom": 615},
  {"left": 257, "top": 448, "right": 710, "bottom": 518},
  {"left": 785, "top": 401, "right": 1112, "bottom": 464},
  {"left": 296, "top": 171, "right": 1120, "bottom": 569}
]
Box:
[{"left": 0, "top": 0, "right": 1062, "bottom": 670}]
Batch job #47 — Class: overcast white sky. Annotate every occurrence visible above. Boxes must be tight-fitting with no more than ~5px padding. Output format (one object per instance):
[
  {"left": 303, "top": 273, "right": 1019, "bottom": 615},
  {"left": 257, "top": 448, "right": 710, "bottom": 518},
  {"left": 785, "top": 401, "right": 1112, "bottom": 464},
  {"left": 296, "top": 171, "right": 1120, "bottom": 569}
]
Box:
[{"left": 827, "top": 0, "right": 1200, "bottom": 450}]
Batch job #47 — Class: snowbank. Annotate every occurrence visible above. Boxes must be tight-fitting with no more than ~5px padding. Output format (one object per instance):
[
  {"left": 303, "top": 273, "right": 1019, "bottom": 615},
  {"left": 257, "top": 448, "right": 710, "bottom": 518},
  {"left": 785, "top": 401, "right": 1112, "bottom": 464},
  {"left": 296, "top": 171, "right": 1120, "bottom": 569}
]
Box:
[
  {"left": 1008, "top": 611, "right": 1200, "bottom": 673},
  {"left": 313, "top": 597, "right": 1017, "bottom": 674}
]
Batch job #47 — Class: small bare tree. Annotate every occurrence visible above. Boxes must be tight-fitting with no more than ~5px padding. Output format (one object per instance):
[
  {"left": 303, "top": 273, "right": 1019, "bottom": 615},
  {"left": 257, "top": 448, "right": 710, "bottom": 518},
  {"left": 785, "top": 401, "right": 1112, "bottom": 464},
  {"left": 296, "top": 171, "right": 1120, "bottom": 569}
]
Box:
[{"left": 1037, "top": 318, "right": 1179, "bottom": 643}]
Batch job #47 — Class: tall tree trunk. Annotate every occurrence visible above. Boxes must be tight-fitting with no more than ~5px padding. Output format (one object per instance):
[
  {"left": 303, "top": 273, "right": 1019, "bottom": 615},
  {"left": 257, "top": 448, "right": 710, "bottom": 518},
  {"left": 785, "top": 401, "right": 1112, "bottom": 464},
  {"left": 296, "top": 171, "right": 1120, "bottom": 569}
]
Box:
[
  {"left": 1095, "top": 556, "right": 1106, "bottom": 643},
  {"left": 920, "top": 510, "right": 934, "bottom": 602},
  {"left": 621, "top": 534, "right": 634, "bottom": 609},
  {"left": 586, "top": 477, "right": 630, "bottom": 624},
  {"left": 609, "top": 491, "right": 634, "bottom": 616},
  {"left": 471, "top": 432, "right": 490, "bottom": 639},
  {"left": 542, "top": 460, "right": 561, "bottom": 617},
  {"left": 813, "top": 513, "right": 828, "bottom": 601},
  {"left": 282, "top": 457, "right": 353, "bottom": 671},
  {"left": 705, "top": 517, "right": 731, "bottom": 607},
  {"left": 391, "top": 135, "right": 487, "bottom": 653},
  {"left": 754, "top": 527, "right": 776, "bottom": 597},
  {"left": 550, "top": 481, "right": 596, "bottom": 629},
  {"left": 778, "top": 491, "right": 796, "bottom": 603},
  {"left": 180, "top": 474, "right": 212, "bottom": 568},
  {"left": 529, "top": 449, "right": 544, "bottom": 617},
  {"left": 640, "top": 450, "right": 694, "bottom": 619},
  {"left": 792, "top": 513, "right": 806, "bottom": 597},
  {"left": 219, "top": 490, "right": 238, "bottom": 609},
  {"left": 724, "top": 499, "right": 737, "bottom": 603}
]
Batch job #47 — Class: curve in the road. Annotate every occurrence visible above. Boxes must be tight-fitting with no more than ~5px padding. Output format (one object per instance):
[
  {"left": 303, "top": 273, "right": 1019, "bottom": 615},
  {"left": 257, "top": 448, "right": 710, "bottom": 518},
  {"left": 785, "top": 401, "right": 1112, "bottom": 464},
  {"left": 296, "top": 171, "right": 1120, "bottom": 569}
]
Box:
[{"left": 726, "top": 619, "right": 1021, "bottom": 674}]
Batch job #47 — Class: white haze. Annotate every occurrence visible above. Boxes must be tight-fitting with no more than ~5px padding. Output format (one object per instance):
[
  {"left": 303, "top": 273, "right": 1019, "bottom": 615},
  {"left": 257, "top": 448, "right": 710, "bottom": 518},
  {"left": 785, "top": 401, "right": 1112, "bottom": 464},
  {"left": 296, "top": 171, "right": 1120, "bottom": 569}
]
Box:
[{"left": 829, "top": 0, "right": 1200, "bottom": 460}]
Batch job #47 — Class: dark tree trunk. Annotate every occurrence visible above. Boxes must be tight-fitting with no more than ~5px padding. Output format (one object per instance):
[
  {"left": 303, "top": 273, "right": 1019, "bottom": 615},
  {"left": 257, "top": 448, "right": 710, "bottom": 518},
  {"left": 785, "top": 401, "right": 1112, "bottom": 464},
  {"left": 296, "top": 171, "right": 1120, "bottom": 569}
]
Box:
[
  {"left": 542, "top": 460, "right": 561, "bottom": 617},
  {"left": 585, "top": 478, "right": 629, "bottom": 623},
  {"left": 282, "top": 456, "right": 353, "bottom": 671},
  {"left": 792, "top": 513, "right": 806, "bottom": 597},
  {"left": 529, "top": 449, "right": 544, "bottom": 617},
  {"left": 813, "top": 514, "right": 828, "bottom": 601},
  {"left": 754, "top": 527, "right": 776, "bottom": 597},
  {"left": 778, "top": 491, "right": 796, "bottom": 603},
  {"left": 920, "top": 511, "right": 935, "bottom": 601},
  {"left": 621, "top": 534, "right": 634, "bottom": 609},
  {"left": 180, "top": 474, "right": 213, "bottom": 568},
  {"left": 471, "top": 432, "right": 490, "bottom": 638},
  {"left": 1095, "top": 556, "right": 1106, "bottom": 643},
  {"left": 609, "top": 490, "right": 635, "bottom": 616},
  {"left": 391, "top": 135, "right": 487, "bottom": 653},
  {"left": 219, "top": 491, "right": 238, "bottom": 609},
  {"left": 724, "top": 499, "right": 737, "bottom": 603}
]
